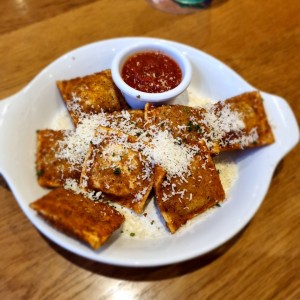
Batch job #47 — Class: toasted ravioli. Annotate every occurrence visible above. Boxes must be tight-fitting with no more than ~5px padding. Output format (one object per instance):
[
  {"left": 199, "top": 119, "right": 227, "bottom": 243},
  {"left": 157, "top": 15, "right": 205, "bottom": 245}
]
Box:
[
  {"left": 80, "top": 127, "right": 154, "bottom": 214},
  {"left": 217, "top": 91, "right": 275, "bottom": 151},
  {"left": 36, "top": 130, "right": 81, "bottom": 188},
  {"left": 154, "top": 141, "right": 225, "bottom": 233},
  {"left": 30, "top": 188, "right": 124, "bottom": 249},
  {"left": 57, "top": 69, "right": 129, "bottom": 126},
  {"left": 145, "top": 102, "right": 209, "bottom": 145}
]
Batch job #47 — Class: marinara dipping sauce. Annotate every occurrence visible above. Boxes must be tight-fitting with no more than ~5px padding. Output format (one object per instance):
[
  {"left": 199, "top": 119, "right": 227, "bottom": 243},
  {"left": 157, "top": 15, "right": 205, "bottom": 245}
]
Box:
[{"left": 121, "top": 51, "right": 182, "bottom": 93}]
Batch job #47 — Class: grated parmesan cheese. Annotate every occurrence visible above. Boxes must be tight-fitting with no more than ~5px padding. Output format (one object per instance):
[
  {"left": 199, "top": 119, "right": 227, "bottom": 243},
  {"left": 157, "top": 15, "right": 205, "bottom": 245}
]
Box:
[
  {"left": 213, "top": 153, "right": 238, "bottom": 196},
  {"left": 150, "top": 130, "right": 198, "bottom": 177},
  {"left": 64, "top": 178, "right": 102, "bottom": 200},
  {"left": 50, "top": 97, "right": 241, "bottom": 239}
]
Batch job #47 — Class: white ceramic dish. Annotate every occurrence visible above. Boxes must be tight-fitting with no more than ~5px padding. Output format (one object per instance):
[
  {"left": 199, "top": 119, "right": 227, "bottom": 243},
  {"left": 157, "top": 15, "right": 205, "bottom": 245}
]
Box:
[
  {"left": 0, "top": 37, "right": 299, "bottom": 267},
  {"left": 111, "top": 41, "right": 192, "bottom": 108}
]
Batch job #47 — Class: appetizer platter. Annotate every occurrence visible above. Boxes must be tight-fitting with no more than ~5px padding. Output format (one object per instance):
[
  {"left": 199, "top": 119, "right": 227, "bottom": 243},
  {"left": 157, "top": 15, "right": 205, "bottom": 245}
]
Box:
[{"left": 0, "top": 37, "right": 298, "bottom": 267}]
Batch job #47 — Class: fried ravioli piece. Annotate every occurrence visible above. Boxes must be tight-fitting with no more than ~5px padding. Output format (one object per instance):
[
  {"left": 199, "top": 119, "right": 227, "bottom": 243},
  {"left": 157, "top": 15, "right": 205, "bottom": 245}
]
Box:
[
  {"left": 30, "top": 188, "right": 124, "bottom": 249},
  {"left": 145, "top": 102, "right": 211, "bottom": 147},
  {"left": 217, "top": 91, "right": 275, "bottom": 151},
  {"left": 80, "top": 126, "right": 154, "bottom": 214},
  {"left": 36, "top": 130, "right": 81, "bottom": 188},
  {"left": 57, "top": 69, "right": 129, "bottom": 126},
  {"left": 154, "top": 141, "right": 225, "bottom": 233},
  {"left": 145, "top": 91, "right": 274, "bottom": 154}
]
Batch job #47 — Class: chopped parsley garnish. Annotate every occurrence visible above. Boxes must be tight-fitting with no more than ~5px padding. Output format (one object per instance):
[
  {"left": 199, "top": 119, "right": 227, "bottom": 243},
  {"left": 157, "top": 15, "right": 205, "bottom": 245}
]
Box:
[
  {"left": 215, "top": 203, "right": 221, "bottom": 207},
  {"left": 36, "top": 169, "right": 44, "bottom": 177},
  {"left": 187, "top": 121, "right": 202, "bottom": 133},
  {"left": 113, "top": 167, "right": 121, "bottom": 175},
  {"left": 175, "top": 138, "right": 182, "bottom": 145},
  {"left": 194, "top": 124, "right": 201, "bottom": 132},
  {"left": 187, "top": 121, "right": 193, "bottom": 132},
  {"left": 130, "top": 232, "right": 135, "bottom": 237}
]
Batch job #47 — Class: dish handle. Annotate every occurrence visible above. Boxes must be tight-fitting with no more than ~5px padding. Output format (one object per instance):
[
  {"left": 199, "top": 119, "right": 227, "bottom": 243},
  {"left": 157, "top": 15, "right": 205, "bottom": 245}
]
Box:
[{"left": 0, "top": 93, "right": 21, "bottom": 175}]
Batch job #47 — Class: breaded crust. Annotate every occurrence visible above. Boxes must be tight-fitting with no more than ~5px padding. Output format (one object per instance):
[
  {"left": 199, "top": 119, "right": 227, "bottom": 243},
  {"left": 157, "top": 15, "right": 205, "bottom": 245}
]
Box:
[
  {"left": 145, "top": 103, "right": 210, "bottom": 146},
  {"left": 36, "top": 129, "right": 81, "bottom": 188},
  {"left": 80, "top": 126, "right": 154, "bottom": 214},
  {"left": 30, "top": 188, "right": 125, "bottom": 249},
  {"left": 154, "top": 141, "right": 225, "bottom": 233},
  {"left": 219, "top": 91, "right": 275, "bottom": 151},
  {"left": 57, "top": 69, "right": 129, "bottom": 126}
]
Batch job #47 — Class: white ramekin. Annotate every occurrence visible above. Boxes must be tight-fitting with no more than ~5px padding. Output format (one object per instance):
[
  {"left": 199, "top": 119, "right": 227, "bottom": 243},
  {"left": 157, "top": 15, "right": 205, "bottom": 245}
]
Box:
[{"left": 111, "top": 41, "right": 192, "bottom": 109}]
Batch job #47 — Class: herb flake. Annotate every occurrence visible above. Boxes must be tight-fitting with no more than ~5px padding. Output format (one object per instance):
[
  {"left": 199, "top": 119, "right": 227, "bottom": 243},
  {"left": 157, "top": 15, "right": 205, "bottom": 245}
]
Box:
[{"left": 113, "top": 167, "right": 121, "bottom": 175}]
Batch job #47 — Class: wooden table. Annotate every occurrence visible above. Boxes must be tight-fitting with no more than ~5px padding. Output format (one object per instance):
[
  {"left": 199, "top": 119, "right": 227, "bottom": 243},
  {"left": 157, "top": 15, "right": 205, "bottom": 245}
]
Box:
[{"left": 1, "top": 0, "right": 299, "bottom": 299}]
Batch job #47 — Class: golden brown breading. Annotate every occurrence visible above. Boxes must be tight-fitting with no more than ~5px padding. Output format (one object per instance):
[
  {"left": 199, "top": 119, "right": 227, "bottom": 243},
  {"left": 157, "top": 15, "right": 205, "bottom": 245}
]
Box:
[
  {"left": 30, "top": 188, "right": 125, "bottom": 249},
  {"left": 36, "top": 129, "right": 81, "bottom": 188},
  {"left": 145, "top": 102, "right": 210, "bottom": 146},
  {"left": 154, "top": 141, "right": 225, "bottom": 233},
  {"left": 218, "top": 91, "right": 275, "bottom": 151},
  {"left": 57, "top": 69, "right": 129, "bottom": 126},
  {"left": 80, "top": 126, "right": 154, "bottom": 214}
]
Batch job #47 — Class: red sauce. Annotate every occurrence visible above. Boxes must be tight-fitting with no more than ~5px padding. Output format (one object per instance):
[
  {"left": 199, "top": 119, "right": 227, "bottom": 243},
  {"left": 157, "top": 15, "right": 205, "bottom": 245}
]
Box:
[{"left": 121, "top": 51, "right": 182, "bottom": 93}]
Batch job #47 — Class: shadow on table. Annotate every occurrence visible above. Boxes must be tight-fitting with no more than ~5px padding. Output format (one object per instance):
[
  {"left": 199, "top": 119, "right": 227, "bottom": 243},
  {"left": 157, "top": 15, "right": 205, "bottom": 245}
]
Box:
[
  {"left": 45, "top": 225, "right": 247, "bottom": 281},
  {"left": 0, "top": 175, "right": 11, "bottom": 191}
]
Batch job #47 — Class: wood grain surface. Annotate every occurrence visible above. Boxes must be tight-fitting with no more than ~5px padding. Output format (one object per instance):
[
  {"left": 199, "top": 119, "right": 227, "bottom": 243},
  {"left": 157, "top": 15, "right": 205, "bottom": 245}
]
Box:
[{"left": 0, "top": 0, "right": 299, "bottom": 299}]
